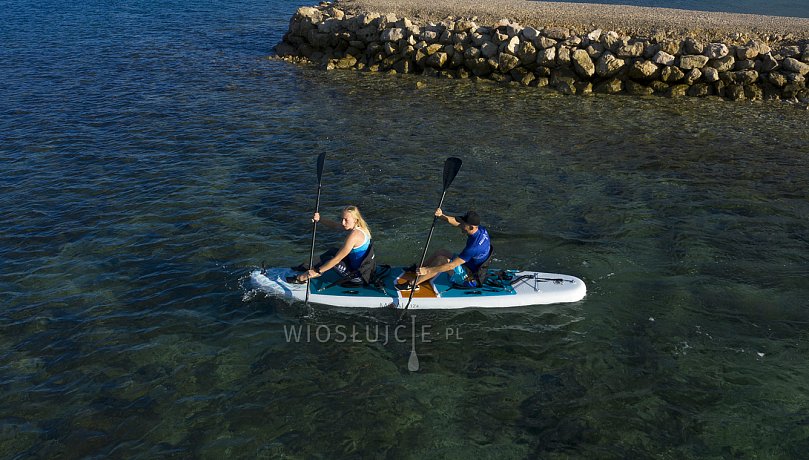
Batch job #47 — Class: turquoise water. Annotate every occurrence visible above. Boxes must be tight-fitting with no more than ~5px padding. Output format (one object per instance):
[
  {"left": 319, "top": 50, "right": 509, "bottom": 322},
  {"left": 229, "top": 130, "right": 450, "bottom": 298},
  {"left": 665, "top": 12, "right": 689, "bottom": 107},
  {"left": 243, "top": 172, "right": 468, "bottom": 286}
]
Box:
[{"left": 2, "top": 0, "right": 809, "bottom": 457}]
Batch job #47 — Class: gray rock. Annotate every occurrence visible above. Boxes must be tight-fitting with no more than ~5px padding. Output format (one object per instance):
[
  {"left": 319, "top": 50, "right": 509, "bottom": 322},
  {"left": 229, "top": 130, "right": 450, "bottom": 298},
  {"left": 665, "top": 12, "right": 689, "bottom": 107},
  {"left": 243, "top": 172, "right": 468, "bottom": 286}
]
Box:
[
  {"left": 705, "top": 43, "right": 729, "bottom": 59},
  {"left": 743, "top": 84, "right": 763, "bottom": 100},
  {"left": 295, "top": 6, "right": 324, "bottom": 23},
  {"left": 493, "top": 30, "right": 509, "bottom": 44},
  {"left": 617, "top": 42, "right": 645, "bottom": 58},
  {"left": 510, "top": 68, "right": 534, "bottom": 85},
  {"left": 586, "top": 29, "right": 603, "bottom": 42},
  {"left": 506, "top": 23, "right": 523, "bottom": 38},
  {"left": 734, "top": 59, "right": 756, "bottom": 71},
  {"left": 649, "top": 81, "right": 669, "bottom": 93},
  {"left": 652, "top": 50, "right": 675, "bottom": 66},
  {"left": 684, "top": 68, "right": 702, "bottom": 85},
  {"left": 422, "top": 30, "right": 440, "bottom": 42},
  {"left": 466, "top": 57, "right": 492, "bottom": 76},
  {"left": 659, "top": 39, "right": 682, "bottom": 56},
  {"left": 381, "top": 28, "right": 405, "bottom": 42},
  {"left": 733, "top": 70, "right": 759, "bottom": 85},
  {"left": 667, "top": 84, "right": 690, "bottom": 98},
  {"left": 628, "top": 60, "right": 659, "bottom": 79},
  {"left": 425, "top": 51, "right": 448, "bottom": 68},
  {"left": 557, "top": 46, "right": 572, "bottom": 67},
  {"left": 594, "top": 77, "right": 623, "bottom": 93},
  {"left": 661, "top": 65, "right": 685, "bottom": 82},
  {"left": 335, "top": 55, "right": 357, "bottom": 69},
  {"left": 644, "top": 43, "right": 661, "bottom": 59},
  {"left": 522, "top": 27, "right": 540, "bottom": 41},
  {"left": 783, "top": 57, "right": 809, "bottom": 75},
  {"left": 586, "top": 43, "right": 605, "bottom": 59},
  {"left": 596, "top": 52, "right": 626, "bottom": 77},
  {"left": 735, "top": 45, "right": 759, "bottom": 60},
  {"left": 678, "top": 55, "right": 709, "bottom": 69},
  {"left": 498, "top": 53, "right": 520, "bottom": 72},
  {"left": 543, "top": 27, "right": 570, "bottom": 40},
  {"left": 708, "top": 55, "right": 735, "bottom": 72},
  {"left": 464, "top": 46, "right": 481, "bottom": 60},
  {"left": 601, "top": 31, "right": 622, "bottom": 52},
  {"left": 536, "top": 37, "right": 557, "bottom": 49},
  {"left": 517, "top": 41, "right": 537, "bottom": 64},
  {"left": 538, "top": 47, "right": 556, "bottom": 67},
  {"left": 703, "top": 67, "right": 720, "bottom": 82},
  {"left": 480, "top": 41, "right": 498, "bottom": 58},
  {"left": 688, "top": 83, "right": 713, "bottom": 97},
  {"left": 684, "top": 37, "right": 703, "bottom": 55},
  {"left": 726, "top": 84, "right": 745, "bottom": 100},
  {"left": 395, "top": 18, "right": 413, "bottom": 29},
  {"left": 759, "top": 53, "right": 779, "bottom": 73},
  {"left": 776, "top": 45, "right": 801, "bottom": 59},
  {"left": 504, "top": 36, "right": 520, "bottom": 55},
  {"left": 455, "top": 20, "right": 476, "bottom": 32},
  {"left": 357, "top": 26, "right": 379, "bottom": 43},
  {"left": 572, "top": 49, "right": 595, "bottom": 77}
]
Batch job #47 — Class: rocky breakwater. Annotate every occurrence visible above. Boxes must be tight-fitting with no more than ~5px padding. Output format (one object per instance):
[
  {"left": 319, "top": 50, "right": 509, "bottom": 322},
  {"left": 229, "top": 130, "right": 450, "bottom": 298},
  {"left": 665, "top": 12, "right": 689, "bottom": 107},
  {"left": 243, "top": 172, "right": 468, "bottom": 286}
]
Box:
[{"left": 275, "top": 3, "right": 809, "bottom": 103}]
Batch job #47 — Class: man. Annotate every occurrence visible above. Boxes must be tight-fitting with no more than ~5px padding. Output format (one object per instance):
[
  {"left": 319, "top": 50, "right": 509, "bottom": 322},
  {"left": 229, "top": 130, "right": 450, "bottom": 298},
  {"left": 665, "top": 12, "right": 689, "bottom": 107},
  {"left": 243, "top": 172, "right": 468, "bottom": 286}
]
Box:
[{"left": 398, "top": 209, "right": 491, "bottom": 290}]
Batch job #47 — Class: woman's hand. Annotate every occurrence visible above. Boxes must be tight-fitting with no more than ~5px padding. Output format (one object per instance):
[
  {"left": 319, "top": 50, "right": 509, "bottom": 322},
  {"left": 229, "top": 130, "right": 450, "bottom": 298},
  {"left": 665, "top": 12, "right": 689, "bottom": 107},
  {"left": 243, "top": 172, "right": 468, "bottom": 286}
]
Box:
[
  {"left": 312, "top": 212, "right": 320, "bottom": 223},
  {"left": 297, "top": 269, "right": 320, "bottom": 282},
  {"left": 416, "top": 266, "right": 432, "bottom": 277},
  {"left": 434, "top": 208, "right": 443, "bottom": 218}
]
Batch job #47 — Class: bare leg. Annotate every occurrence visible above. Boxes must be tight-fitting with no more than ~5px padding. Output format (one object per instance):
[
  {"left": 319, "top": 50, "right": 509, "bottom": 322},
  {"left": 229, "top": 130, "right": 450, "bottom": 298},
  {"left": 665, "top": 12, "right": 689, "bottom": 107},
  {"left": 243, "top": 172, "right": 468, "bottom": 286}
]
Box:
[{"left": 412, "top": 249, "right": 453, "bottom": 285}]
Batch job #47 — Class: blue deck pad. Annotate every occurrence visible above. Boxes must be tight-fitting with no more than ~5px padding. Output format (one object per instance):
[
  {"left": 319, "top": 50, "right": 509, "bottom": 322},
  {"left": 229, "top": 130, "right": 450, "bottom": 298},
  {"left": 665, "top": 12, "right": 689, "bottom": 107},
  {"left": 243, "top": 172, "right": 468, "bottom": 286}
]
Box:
[
  {"left": 433, "top": 269, "right": 517, "bottom": 298},
  {"left": 308, "top": 270, "right": 393, "bottom": 298},
  {"left": 307, "top": 267, "right": 518, "bottom": 298}
]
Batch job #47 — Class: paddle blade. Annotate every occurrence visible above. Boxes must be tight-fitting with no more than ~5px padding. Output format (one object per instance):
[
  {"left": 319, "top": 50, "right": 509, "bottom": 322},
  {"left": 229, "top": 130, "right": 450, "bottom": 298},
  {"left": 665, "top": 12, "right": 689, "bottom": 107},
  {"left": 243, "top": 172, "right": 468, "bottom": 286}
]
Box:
[
  {"left": 316, "top": 152, "right": 326, "bottom": 182},
  {"left": 442, "top": 157, "right": 462, "bottom": 191}
]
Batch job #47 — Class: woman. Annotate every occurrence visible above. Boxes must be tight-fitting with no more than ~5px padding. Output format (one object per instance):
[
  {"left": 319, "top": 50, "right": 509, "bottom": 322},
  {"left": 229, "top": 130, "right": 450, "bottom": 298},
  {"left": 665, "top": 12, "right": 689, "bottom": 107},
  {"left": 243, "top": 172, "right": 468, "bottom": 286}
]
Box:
[{"left": 295, "top": 205, "right": 373, "bottom": 283}]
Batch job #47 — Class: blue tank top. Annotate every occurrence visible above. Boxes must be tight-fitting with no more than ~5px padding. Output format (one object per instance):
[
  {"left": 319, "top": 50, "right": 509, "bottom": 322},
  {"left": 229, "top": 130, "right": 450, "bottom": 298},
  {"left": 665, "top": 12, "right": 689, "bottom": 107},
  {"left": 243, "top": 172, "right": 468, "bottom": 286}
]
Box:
[{"left": 346, "top": 228, "right": 371, "bottom": 270}]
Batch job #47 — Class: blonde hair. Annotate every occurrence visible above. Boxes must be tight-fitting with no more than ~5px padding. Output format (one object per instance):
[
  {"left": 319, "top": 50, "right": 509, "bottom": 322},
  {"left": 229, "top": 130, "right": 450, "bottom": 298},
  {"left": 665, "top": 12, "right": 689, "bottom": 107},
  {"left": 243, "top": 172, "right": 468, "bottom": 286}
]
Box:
[{"left": 343, "top": 205, "right": 371, "bottom": 238}]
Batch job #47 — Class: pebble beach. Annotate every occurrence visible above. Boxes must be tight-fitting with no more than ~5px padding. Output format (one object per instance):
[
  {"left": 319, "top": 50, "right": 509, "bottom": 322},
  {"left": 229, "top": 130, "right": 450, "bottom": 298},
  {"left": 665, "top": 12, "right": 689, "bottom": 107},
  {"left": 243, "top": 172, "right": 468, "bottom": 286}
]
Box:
[{"left": 338, "top": 0, "right": 809, "bottom": 45}]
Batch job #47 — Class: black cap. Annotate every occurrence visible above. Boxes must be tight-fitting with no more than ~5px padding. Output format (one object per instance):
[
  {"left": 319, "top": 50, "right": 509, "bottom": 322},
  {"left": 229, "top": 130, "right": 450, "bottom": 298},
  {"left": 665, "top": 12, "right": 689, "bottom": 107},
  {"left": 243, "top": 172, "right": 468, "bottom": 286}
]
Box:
[{"left": 457, "top": 210, "right": 480, "bottom": 226}]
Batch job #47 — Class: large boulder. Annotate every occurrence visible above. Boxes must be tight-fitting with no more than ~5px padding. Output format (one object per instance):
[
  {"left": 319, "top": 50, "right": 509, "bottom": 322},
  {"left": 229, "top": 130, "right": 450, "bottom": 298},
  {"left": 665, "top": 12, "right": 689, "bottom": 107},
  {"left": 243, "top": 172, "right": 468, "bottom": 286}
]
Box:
[
  {"left": 678, "top": 55, "right": 709, "bottom": 69},
  {"left": 543, "top": 27, "right": 570, "bottom": 40},
  {"left": 572, "top": 49, "right": 595, "bottom": 77},
  {"left": 783, "top": 57, "right": 809, "bottom": 75},
  {"left": 380, "top": 28, "right": 405, "bottom": 42},
  {"left": 538, "top": 47, "right": 556, "bottom": 67},
  {"left": 596, "top": 52, "right": 625, "bottom": 77},
  {"left": 661, "top": 65, "right": 685, "bottom": 82},
  {"left": 705, "top": 43, "right": 729, "bottom": 59},
  {"left": 652, "top": 50, "right": 675, "bottom": 66},
  {"left": 708, "top": 55, "right": 735, "bottom": 72},
  {"left": 628, "top": 60, "right": 659, "bottom": 79},
  {"left": 498, "top": 53, "right": 521, "bottom": 72}
]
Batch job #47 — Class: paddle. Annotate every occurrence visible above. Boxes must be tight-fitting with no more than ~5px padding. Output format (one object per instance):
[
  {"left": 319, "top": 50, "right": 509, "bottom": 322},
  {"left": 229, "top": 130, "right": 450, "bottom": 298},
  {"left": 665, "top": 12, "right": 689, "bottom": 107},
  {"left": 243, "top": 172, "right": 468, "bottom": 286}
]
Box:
[
  {"left": 305, "top": 152, "right": 327, "bottom": 306},
  {"left": 401, "top": 157, "right": 463, "bottom": 313}
]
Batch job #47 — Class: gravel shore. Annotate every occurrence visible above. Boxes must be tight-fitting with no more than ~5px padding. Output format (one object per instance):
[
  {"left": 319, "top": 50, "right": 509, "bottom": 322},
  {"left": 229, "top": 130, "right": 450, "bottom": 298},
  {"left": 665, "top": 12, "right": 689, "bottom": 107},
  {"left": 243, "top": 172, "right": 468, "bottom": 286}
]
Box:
[{"left": 336, "top": 0, "right": 809, "bottom": 45}]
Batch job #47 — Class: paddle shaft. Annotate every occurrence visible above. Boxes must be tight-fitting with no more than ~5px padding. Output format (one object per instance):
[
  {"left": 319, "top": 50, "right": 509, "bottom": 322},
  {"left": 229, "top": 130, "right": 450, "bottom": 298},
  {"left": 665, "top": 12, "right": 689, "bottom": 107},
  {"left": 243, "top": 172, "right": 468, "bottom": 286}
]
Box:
[
  {"left": 403, "top": 189, "right": 448, "bottom": 310},
  {"left": 305, "top": 181, "right": 323, "bottom": 305}
]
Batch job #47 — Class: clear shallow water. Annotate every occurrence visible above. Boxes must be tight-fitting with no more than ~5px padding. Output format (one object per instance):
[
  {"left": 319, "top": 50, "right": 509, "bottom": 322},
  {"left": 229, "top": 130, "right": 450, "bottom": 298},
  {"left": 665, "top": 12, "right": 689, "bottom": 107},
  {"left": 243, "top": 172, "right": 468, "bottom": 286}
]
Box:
[{"left": 2, "top": 0, "right": 809, "bottom": 458}]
